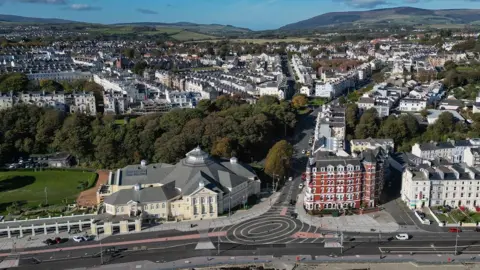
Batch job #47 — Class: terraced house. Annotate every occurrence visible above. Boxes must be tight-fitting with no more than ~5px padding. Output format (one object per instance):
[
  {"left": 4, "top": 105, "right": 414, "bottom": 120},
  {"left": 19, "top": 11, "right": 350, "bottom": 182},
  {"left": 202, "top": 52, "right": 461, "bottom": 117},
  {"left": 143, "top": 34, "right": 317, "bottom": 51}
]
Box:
[{"left": 98, "top": 147, "right": 261, "bottom": 221}]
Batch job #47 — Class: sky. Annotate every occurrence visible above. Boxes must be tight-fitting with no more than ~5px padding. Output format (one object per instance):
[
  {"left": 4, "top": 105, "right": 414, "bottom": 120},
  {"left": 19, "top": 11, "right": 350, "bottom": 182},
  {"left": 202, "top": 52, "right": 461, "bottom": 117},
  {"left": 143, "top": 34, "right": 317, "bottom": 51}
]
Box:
[{"left": 1, "top": 0, "right": 480, "bottom": 30}]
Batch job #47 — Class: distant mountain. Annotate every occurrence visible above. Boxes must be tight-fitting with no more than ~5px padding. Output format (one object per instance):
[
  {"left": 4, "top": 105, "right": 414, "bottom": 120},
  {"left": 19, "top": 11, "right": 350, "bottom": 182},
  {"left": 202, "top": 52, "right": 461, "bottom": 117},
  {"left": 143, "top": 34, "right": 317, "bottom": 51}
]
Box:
[
  {"left": 0, "top": 14, "right": 77, "bottom": 24},
  {"left": 280, "top": 7, "right": 480, "bottom": 30},
  {"left": 114, "top": 22, "right": 252, "bottom": 36}
]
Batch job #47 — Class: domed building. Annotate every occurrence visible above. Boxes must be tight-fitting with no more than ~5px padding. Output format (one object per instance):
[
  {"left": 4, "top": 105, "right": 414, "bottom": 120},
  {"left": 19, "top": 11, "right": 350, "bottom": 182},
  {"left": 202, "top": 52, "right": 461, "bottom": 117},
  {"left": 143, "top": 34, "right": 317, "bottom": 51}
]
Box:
[{"left": 100, "top": 146, "right": 261, "bottom": 221}]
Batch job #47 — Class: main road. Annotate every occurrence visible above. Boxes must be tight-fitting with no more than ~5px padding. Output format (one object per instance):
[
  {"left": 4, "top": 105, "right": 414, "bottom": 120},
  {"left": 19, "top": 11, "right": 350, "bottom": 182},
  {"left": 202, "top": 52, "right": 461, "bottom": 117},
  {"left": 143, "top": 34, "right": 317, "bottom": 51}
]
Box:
[{"left": 3, "top": 106, "right": 478, "bottom": 269}]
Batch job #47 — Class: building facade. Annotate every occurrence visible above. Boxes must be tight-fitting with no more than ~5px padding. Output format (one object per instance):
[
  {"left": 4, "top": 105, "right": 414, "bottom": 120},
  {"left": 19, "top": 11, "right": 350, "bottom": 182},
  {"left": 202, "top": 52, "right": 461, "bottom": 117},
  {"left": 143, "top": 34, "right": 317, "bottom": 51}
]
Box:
[
  {"left": 303, "top": 149, "right": 388, "bottom": 210},
  {"left": 100, "top": 147, "right": 261, "bottom": 221},
  {"left": 401, "top": 163, "right": 480, "bottom": 210}
]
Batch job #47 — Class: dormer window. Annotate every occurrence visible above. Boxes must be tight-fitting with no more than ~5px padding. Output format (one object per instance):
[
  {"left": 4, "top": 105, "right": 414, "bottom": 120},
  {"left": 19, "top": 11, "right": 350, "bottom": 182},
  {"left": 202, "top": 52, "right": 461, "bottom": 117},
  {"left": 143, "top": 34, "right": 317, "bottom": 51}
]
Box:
[
  {"left": 312, "top": 168, "right": 317, "bottom": 173},
  {"left": 320, "top": 167, "right": 325, "bottom": 172}
]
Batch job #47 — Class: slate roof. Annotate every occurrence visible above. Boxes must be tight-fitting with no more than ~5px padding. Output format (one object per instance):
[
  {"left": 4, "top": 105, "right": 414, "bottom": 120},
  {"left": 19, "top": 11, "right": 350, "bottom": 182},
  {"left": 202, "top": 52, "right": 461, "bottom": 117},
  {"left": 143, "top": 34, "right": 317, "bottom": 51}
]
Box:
[
  {"left": 104, "top": 182, "right": 180, "bottom": 205},
  {"left": 116, "top": 147, "right": 257, "bottom": 197}
]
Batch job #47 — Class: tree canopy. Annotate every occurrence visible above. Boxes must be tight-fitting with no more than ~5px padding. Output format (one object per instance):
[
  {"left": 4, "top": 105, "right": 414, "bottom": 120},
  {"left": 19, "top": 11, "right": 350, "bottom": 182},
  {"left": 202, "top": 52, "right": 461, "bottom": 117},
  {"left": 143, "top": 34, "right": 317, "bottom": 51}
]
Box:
[{"left": 264, "top": 140, "right": 293, "bottom": 179}]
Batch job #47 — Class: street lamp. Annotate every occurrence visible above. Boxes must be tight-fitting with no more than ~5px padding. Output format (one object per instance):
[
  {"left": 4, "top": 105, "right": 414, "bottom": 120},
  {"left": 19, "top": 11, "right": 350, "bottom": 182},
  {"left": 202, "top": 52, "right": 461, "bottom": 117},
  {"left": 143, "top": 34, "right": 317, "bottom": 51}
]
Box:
[{"left": 455, "top": 225, "right": 459, "bottom": 255}]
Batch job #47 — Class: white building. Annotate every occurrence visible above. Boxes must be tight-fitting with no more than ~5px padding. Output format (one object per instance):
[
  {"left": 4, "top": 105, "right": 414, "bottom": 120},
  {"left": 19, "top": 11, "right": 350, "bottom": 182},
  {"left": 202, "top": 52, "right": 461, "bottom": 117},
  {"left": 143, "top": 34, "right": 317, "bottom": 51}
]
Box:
[
  {"left": 27, "top": 71, "right": 92, "bottom": 83},
  {"left": 70, "top": 92, "right": 97, "bottom": 115},
  {"left": 401, "top": 164, "right": 480, "bottom": 210},
  {"left": 411, "top": 139, "right": 480, "bottom": 163},
  {"left": 399, "top": 98, "right": 427, "bottom": 112}
]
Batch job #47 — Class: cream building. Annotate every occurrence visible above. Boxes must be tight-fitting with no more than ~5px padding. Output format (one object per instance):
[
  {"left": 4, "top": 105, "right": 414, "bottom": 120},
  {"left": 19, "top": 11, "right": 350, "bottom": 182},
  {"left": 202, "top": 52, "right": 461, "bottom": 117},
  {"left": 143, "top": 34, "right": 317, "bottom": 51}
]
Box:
[{"left": 100, "top": 147, "right": 261, "bottom": 221}]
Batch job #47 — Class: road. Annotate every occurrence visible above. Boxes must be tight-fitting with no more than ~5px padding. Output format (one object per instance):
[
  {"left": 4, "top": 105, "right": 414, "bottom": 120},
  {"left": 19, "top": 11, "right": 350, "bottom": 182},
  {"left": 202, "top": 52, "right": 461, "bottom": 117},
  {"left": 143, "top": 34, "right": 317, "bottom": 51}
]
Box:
[{"left": 2, "top": 105, "right": 475, "bottom": 269}]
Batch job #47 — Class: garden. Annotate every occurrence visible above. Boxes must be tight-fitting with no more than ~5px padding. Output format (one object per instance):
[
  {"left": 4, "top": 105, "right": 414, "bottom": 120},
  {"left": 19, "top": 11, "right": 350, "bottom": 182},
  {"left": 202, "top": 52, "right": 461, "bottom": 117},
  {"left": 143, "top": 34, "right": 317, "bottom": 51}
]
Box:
[{"left": 0, "top": 170, "right": 97, "bottom": 219}]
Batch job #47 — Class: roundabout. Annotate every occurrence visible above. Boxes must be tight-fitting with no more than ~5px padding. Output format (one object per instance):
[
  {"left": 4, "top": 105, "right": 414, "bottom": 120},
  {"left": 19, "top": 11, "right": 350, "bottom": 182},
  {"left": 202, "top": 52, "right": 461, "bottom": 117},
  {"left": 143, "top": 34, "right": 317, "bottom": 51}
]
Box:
[{"left": 225, "top": 215, "right": 302, "bottom": 244}]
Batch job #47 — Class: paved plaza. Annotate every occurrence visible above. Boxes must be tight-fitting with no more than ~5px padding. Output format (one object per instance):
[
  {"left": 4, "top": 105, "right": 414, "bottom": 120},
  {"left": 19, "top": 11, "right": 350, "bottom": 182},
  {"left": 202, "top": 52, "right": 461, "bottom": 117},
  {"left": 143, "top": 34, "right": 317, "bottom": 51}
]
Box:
[{"left": 296, "top": 193, "right": 400, "bottom": 233}]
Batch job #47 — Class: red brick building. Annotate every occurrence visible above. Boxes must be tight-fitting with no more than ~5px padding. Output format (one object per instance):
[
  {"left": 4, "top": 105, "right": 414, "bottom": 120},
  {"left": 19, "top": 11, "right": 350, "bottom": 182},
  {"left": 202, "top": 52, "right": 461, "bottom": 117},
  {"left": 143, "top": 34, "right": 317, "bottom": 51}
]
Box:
[{"left": 303, "top": 149, "right": 388, "bottom": 210}]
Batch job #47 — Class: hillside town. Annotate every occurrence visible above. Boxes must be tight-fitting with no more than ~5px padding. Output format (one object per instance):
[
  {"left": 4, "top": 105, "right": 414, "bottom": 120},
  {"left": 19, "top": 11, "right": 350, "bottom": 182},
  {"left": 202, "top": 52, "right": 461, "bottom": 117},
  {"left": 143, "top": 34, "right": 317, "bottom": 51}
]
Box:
[{"left": 3, "top": 4, "right": 480, "bottom": 269}]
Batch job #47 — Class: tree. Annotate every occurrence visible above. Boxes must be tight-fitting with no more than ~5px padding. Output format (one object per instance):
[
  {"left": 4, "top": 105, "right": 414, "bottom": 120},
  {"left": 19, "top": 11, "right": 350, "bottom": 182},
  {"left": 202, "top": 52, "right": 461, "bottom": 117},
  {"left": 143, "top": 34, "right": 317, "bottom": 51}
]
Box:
[
  {"left": 420, "top": 108, "right": 429, "bottom": 119},
  {"left": 292, "top": 94, "right": 308, "bottom": 109},
  {"left": 123, "top": 48, "right": 135, "bottom": 59},
  {"left": 354, "top": 108, "right": 379, "bottom": 139},
  {"left": 0, "top": 73, "right": 29, "bottom": 93},
  {"left": 133, "top": 61, "right": 148, "bottom": 75},
  {"left": 338, "top": 96, "right": 346, "bottom": 105},
  {"left": 345, "top": 104, "right": 359, "bottom": 132},
  {"left": 264, "top": 140, "right": 293, "bottom": 179},
  {"left": 39, "top": 79, "right": 63, "bottom": 92},
  {"left": 211, "top": 137, "right": 235, "bottom": 158}
]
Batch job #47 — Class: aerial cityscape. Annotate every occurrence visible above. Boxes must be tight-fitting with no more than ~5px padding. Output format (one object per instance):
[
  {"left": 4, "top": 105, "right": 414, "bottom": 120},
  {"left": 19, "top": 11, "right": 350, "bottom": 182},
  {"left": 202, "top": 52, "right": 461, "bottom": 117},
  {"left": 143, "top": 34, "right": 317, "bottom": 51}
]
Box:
[{"left": 3, "top": 0, "right": 480, "bottom": 269}]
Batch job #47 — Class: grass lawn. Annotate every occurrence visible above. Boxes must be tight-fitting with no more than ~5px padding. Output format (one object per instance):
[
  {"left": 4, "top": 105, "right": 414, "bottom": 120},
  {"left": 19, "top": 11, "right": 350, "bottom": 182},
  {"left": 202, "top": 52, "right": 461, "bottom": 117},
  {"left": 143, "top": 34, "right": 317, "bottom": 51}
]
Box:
[
  {"left": 309, "top": 98, "right": 327, "bottom": 107},
  {"left": 0, "top": 170, "right": 97, "bottom": 212},
  {"left": 436, "top": 213, "right": 456, "bottom": 223},
  {"left": 469, "top": 212, "right": 480, "bottom": 222},
  {"left": 298, "top": 108, "right": 312, "bottom": 115}
]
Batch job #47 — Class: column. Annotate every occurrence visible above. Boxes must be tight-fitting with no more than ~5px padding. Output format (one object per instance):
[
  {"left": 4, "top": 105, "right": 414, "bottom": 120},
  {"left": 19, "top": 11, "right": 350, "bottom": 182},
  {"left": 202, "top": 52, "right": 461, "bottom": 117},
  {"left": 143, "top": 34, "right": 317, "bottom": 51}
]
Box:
[
  {"left": 7, "top": 226, "right": 11, "bottom": 238},
  {"left": 90, "top": 222, "right": 97, "bottom": 236},
  {"left": 55, "top": 222, "right": 59, "bottom": 234},
  {"left": 44, "top": 224, "right": 47, "bottom": 235},
  {"left": 134, "top": 219, "right": 141, "bottom": 232},
  {"left": 31, "top": 224, "right": 35, "bottom": 236},
  {"left": 19, "top": 226, "right": 23, "bottom": 238},
  {"left": 78, "top": 220, "right": 82, "bottom": 232},
  {"left": 103, "top": 222, "right": 112, "bottom": 236},
  {"left": 119, "top": 220, "right": 128, "bottom": 234},
  {"left": 67, "top": 221, "right": 70, "bottom": 232}
]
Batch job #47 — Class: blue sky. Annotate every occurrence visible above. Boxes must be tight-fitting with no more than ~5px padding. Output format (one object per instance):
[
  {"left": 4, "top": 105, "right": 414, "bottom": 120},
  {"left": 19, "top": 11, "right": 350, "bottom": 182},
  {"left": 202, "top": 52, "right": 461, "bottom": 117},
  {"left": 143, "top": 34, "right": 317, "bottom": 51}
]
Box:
[{"left": 1, "top": 0, "right": 480, "bottom": 30}]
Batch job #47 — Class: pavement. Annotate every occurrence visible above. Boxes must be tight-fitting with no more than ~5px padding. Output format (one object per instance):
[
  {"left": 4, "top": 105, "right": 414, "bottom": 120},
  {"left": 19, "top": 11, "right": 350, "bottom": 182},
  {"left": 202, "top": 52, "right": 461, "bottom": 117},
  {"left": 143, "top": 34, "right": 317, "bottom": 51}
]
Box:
[{"left": 296, "top": 192, "right": 400, "bottom": 233}]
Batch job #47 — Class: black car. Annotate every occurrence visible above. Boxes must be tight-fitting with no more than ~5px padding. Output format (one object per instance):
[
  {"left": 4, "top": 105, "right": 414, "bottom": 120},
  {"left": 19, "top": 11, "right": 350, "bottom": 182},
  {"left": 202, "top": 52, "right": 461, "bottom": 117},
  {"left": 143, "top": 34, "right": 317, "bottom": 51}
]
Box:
[{"left": 43, "top": 239, "right": 55, "bottom": 245}]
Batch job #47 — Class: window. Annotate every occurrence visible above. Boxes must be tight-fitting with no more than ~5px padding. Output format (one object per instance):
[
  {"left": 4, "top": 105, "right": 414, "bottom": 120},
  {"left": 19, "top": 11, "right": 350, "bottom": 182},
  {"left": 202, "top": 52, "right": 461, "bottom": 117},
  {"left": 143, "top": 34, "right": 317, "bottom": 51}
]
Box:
[
  {"left": 312, "top": 168, "right": 317, "bottom": 173},
  {"left": 209, "top": 197, "right": 214, "bottom": 203},
  {"left": 320, "top": 167, "right": 325, "bottom": 172},
  {"left": 172, "top": 204, "right": 175, "bottom": 208},
  {"left": 162, "top": 203, "right": 165, "bottom": 208}
]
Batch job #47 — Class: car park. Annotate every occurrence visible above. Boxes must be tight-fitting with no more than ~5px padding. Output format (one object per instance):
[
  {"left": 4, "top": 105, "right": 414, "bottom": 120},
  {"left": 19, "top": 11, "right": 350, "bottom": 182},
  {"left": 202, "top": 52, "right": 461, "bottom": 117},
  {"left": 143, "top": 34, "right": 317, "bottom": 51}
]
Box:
[{"left": 395, "top": 233, "right": 409, "bottom": 240}]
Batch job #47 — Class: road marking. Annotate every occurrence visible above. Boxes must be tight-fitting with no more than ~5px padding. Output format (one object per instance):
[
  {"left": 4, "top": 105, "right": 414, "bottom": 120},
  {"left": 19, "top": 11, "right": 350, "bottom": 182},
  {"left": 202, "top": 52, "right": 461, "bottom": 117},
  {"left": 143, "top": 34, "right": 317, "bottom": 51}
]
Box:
[{"left": 0, "top": 231, "right": 227, "bottom": 257}]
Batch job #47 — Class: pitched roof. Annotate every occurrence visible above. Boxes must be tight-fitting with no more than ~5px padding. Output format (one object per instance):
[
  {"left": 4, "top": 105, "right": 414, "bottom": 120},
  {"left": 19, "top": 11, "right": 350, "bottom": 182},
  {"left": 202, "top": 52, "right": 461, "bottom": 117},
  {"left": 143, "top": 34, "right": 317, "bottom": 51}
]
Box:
[{"left": 103, "top": 182, "right": 180, "bottom": 205}]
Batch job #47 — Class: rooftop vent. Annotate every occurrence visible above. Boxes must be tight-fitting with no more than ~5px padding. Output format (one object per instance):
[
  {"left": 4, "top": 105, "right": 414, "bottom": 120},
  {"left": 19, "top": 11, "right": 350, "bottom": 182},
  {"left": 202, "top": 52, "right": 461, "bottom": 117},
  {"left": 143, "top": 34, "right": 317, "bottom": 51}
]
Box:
[{"left": 230, "top": 157, "right": 238, "bottom": 164}]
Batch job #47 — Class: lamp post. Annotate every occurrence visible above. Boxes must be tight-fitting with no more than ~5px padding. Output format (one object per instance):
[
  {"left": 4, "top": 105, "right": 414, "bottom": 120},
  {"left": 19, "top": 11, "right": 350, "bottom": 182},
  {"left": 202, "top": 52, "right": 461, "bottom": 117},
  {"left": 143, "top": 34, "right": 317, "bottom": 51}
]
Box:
[{"left": 455, "top": 225, "right": 459, "bottom": 255}]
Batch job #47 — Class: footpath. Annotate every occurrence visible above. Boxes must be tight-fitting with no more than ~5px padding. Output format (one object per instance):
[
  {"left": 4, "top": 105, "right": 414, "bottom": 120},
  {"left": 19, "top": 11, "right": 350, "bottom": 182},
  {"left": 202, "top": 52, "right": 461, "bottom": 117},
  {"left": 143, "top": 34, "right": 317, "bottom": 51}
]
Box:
[
  {"left": 296, "top": 193, "right": 400, "bottom": 233},
  {"left": 0, "top": 192, "right": 281, "bottom": 251},
  {"left": 67, "top": 254, "right": 480, "bottom": 270}
]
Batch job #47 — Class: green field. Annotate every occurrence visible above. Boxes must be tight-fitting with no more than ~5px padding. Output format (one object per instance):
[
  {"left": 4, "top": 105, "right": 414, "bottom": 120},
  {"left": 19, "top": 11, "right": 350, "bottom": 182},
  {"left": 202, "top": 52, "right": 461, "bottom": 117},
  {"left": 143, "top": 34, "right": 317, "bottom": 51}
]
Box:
[
  {"left": 86, "top": 26, "right": 217, "bottom": 41},
  {"left": 0, "top": 170, "right": 97, "bottom": 212}
]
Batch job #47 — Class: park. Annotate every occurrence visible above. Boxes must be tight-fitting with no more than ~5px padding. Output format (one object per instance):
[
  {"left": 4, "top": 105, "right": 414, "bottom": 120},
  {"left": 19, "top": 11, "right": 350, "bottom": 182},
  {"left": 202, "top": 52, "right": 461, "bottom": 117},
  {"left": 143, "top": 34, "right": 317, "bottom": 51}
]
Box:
[{"left": 0, "top": 170, "right": 97, "bottom": 218}]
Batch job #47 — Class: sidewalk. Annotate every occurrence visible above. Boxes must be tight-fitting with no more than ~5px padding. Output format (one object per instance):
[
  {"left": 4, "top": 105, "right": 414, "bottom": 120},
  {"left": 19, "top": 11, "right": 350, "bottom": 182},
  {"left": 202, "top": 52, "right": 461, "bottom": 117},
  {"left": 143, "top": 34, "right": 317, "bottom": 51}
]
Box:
[
  {"left": 296, "top": 193, "right": 400, "bottom": 233},
  {"left": 0, "top": 192, "right": 281, "bottom": 251},
  {"left": 143, "top": 191, "right": 281, "bottom": 233},
  {"left": 68, "top": 253, "right": 480, "bottom": 270}
]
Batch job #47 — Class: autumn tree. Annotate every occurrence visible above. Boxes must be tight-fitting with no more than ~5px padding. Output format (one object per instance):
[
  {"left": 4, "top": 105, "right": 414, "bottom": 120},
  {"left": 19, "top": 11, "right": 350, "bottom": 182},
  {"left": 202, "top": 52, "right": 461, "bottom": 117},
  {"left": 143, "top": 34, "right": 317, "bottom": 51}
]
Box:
[
  {"left": 211, "top": 137, "right": 235, "bottom": 158},
  {"left": 292, "top": 94, "right": 308, "bottom": 109},
  {"left": 264, "top": 140, "right": 293, "bottom": 179}
]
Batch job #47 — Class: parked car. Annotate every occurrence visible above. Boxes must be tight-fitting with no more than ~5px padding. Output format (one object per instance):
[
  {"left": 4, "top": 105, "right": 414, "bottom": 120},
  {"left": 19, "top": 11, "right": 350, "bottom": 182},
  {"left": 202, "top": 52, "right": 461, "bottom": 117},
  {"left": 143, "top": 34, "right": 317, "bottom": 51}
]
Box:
[
  {"left": 474, "top": 227, "right": 480, "bottom": 232},
  {"left": 395, "top": 233, "right": 409, "bottom": 240},
  {"left": 72, "top": 236, "right": 87, "bottom": 242},
  {"left": 288, "top": 177, "right": 293, "bottom": 181},
  {"left": 298, "top": 183, "right": 304, "bottom": 189},
  {"left": 43, "top": 239, "right": 56, "bottom": 246},
  {"left": 449, "top": 228, "right": 462, "bottom": 233},
  {"left": 301, "top": 149, "right": 306, "bottom": 154}
]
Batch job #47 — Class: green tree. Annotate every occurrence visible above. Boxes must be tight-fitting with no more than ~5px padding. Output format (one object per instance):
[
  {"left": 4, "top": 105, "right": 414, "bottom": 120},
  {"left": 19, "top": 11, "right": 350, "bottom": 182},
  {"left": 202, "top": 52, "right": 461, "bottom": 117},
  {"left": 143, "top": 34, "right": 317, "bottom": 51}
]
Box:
[
  {"left": 123, "top": 48, "right": 135, "bottom": 59},
  {"left": 264, "top": 140, "right": 293, "bottom": 179},
  {"left": 354, "top": 108, "right": 379, "bottom": 139},
  {"left": 39, "top": 79, "right": 63, "bottom": 92},
  {"left": 0, "top": 73, "right": 29, "bottom": 93},
  {"left": 133, "top": 61, "right": 148, "bottom": 75}
]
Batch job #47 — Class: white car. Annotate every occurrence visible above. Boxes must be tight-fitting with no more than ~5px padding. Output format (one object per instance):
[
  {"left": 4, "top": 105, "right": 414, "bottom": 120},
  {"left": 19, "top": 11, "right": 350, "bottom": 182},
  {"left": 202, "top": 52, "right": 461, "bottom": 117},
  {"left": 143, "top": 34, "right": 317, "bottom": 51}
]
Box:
[
  {"left": 298, "top": 183, "right": 304, "bottom": 189},
  {"left": 288, "top": 177, "right": 293, "bottom": 181},
  {"left": 72, "top": 236, "right": 87, "bottom": 242},
  {"left": 395, "top": 233, "right": 409, "bottom": 240},
  {"left": 301, "top": 149, "right": 306, "bottom": 154}
]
